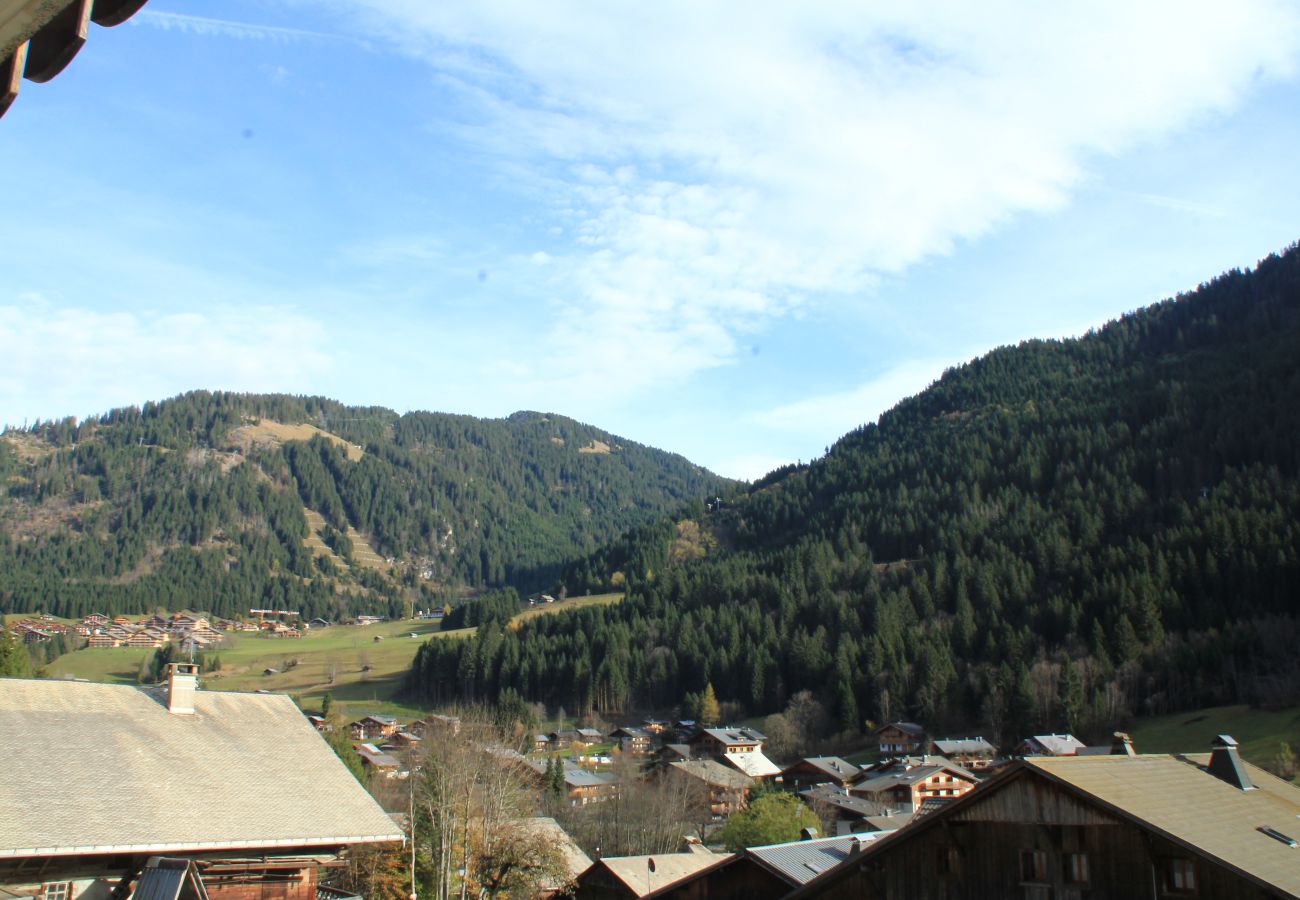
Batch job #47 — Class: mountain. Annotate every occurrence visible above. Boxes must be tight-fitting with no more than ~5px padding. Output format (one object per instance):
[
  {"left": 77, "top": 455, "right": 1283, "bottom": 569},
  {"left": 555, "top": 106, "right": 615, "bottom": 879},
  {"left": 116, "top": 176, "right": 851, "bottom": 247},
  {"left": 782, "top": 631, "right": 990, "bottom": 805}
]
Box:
[
  {"left": 406, "top": 243, "right": 1300, "bottom": 744},
  {"left": 0, "top": 393, "right": 733, "bottom": 621}
]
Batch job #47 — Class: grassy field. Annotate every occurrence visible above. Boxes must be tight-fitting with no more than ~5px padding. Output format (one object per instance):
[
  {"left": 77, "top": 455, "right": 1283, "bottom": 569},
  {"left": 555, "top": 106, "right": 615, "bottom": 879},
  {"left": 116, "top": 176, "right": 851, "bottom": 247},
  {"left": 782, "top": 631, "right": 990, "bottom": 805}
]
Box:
[
  {"left": 1127, "top": 703, "right": 1300, "bottom": 779},
  {"left": 42, "top": 593, "right": 624, "bottom": 720}
]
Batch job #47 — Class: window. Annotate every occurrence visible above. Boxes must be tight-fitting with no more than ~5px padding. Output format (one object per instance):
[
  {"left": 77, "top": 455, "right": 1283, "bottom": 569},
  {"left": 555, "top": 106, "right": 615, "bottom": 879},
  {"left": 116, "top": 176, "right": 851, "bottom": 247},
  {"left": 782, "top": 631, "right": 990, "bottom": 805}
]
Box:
[
  {"left": 1165, "top": 859, "right": 1197, "bottom": 894},
  {"left": 936, "top": 846, "right": 960, "bottom": 876},
  {"left": 42, "top": 884, "right": 71, "bottom": 900},
  {"left": 1063, "top": 853, "right": 1089, "bottom": 885},
  {"left": 1020, "top": 850, "right": 1049, "bottom": 883}
]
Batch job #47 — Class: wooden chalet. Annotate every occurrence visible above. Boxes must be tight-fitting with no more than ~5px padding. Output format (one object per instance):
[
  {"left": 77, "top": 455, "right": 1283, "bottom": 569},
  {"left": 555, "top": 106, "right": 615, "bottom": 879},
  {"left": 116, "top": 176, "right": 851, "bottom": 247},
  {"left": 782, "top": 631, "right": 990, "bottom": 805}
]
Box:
[
  {"left": 86, "top": 634, "right": 121, "bottom": 649},
  {"left": 932, "top": 737, "right": 997, "bottom": 770},
  {"left": 689, "top": 727, "right": 766, "bottom": 758},
  {"left": 82, "top": 614, "right": 109, "bottom": 627},
  {"left": 573, "top": 845, "right": 727, "bottom": 899},
  {"left": 872, "top": 721, "right": 928, "bottom": 756},
  {"left": 788, "top": 735, "right": 1300, "bottom": 900},
  {"left": 1016, "top": 733, "right": 1087, "bottom": 757},
  {"left": 349, "top": 715, "right": 399, "bottom": 741},
  {"left": 609, "top": 726, "right": 654, "bottom": 755},
  {"left": 780, "top": 756, "right": 861, "bottom": 790},
  {"left": 849, "top": 758, "right": 978, "bottom": 810},
  {"left": 651, "top": 832, "right": 895, "bottom": 900},
  {"left": 0, "top": 665, "right": 401, "bottom": 900},
  {"left": 664, "top": 760, "right": 754, "bottom": 820}
]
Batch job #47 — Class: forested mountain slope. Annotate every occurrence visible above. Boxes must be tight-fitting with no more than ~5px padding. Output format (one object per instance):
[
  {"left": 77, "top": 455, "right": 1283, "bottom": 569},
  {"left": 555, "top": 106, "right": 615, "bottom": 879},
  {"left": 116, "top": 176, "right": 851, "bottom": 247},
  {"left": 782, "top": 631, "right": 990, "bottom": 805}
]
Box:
[
  {"left": 0, "top": 394, "right": 731, "bottom": 620},
  {"left": 407, "top": 243, "right": 1300, "bottom": 745}
]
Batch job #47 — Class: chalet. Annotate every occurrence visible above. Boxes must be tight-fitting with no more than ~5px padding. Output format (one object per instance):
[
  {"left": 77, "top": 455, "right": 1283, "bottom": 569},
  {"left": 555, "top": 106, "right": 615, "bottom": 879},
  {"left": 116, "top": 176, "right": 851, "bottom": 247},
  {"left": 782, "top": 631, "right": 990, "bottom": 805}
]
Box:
[
  {"left": 642, "top": 718, "right": 670, "bottom": 734},
  {"left": 872, "top": 721, "right": 928, "bottom": 756},
  {"left": 0, "top": 665, "right": 401, "bottom": 900},
  {"left": 525, "top": 759, "right": 620, "bottom": 806},
  {"left": 355, "top": 743, "right": 404, "bottom": 778},
  {"left": 83, "top": 614, "right": 109, "bottom": 627},
  {"left": 573, "top": 845, "right": 727, "bottom": 899},
  {"left": 349, "top": 714, "right": 399, "bottom": 741},
  {"left": 780, "top": 756, "right": 861, "bottom": 790},
  {"left": 533, "top": 733, "right": 552, "bottom": 752},
  {"left": 86, "top": 634, "right": 121, "bottom": 649},
  {"left": 651, "top": 832, "right": 894, "bottom": 900},
  {"left": 141, "top": 615, "right": 170, "bottom": 630},
  {"left": 849, "top": 758, "right": 978, "bottom": 810},
  {"left": 308, "top": 617, "right": 332, "bottom": 629},
  {"left": 383, "top": 731, "right": 422, "bottom": 752},
  {"left": 409, "top": 713, "right": 462, "bottom": 738},
  {"left": 21, "top": 628, "right": 51, "bottom": 644},
  {"left": 576, "top": 727, "right": 604, "bottom": 744},
  {"left": 1016, "top": 733, "right": 1087, "bottom": 757},
  {"left": 112, "top": 616, "right": 133, "bottom": 625},
  {"left": 609, "top": 726, "right": 654, "bottom": 755},
  {"left": 719, "top": 749, "right": 782, "bottom": 781},
  {"left": 789, "top": 735, "right": 1300, "bottom": 900},
  {"left": 658, "top": 743, "right": 692, "bottom": 765},
  {"left": 124, "top": 632, "right": 165, "bottom": 649},
  {"left": 932, "top": 736, "right": 997, "bottom": 770},
  {"left": 73, "top": 623, "right": 93, "bottom": 636},
  {"left": 664, "top": 760, "right": 755, "bottom": 820},
  {"left": 689, "top": 727, "right": 767, "bottom": 758},
  {"left": 355, "top": 615, "right": 385, "bottom": 626},
  {"left": 800, "top": 785, "right": 914, "bottom": 835}
]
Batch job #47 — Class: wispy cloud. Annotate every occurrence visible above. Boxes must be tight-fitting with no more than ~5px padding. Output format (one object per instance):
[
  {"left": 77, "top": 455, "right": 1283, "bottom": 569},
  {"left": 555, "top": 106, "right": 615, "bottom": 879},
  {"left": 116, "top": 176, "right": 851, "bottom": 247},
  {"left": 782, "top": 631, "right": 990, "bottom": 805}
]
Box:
[
  {"left": 0, "top": 298, "right": 331, "bottom": 426},
  {"left": 332, "top": 1, "right": 1300, "bottom": 406},
  {"left": 134, "top": 10, "right": 352, "bottom": 45}
]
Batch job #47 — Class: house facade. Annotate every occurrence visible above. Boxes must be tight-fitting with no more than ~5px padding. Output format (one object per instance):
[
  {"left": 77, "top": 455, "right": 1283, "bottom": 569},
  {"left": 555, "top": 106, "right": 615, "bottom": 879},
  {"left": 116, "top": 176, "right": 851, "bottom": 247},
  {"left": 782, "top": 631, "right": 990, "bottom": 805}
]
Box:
[{"left": 791, "top": 738, "right": 1300, "bottom": 900}]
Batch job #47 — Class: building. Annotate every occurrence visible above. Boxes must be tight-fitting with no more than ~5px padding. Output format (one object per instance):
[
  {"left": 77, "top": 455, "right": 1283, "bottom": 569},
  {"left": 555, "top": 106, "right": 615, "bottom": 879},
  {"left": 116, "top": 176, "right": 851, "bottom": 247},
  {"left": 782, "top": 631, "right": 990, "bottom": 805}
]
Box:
[
  {"left": 573, "top": 845, "right": 728, "bottom": 899},
  {"left": 0, "top": 664, "right": 402, "bottom": 900},
  {"left": 848, "top": 758, "right": 978, "bottom": 810},
  {"left": 350, "top": 714, "right": 399, "bottom": 741},
  {"left": 664, "top": 760, "right": 755, "bottom": 820},
  {"left": 1015, "top": 733, "right": 1087, "bottom": 757},
  {"left": 872, "top": 722, "right": 928, "bottom": 756},
  {"left": 780, "top": 757, "right": 862, "bottom": 790},
  {"left": 931, "top": 737, "right": 997, "bottom": 770},
  {"left": 789, "top": 735, "right": 1300, "bottom": 900},
  {"left": 610, "top": 726, "right": 654, "bottom": 755},
  {"left": 652, "top": 832, "right": 895, "bottom": 900},
  {"left": 689, "top": 727, "right": 767, "bottom": 758}
]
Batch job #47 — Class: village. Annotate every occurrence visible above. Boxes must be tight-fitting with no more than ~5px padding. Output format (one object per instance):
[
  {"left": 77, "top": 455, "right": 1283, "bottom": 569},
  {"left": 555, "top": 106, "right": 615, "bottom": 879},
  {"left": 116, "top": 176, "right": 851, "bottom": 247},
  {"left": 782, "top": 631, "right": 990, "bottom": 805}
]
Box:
[{"left": 2, "top": 657, "right": 1296, "bottom": 900}]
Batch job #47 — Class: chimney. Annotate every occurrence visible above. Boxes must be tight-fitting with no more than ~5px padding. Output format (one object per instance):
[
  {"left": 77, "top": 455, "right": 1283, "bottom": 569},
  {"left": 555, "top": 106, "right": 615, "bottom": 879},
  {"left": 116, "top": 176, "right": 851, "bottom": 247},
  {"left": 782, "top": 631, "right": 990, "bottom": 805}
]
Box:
[
  {"left": 167, "top": 662, "right": 199, "bottom": 715},
  {"left": 1110, "top": 732, "right": 1135, "bottom": 756},
  {"left": 1207, "top": 735, "right": 1254, "bottom": 790}
]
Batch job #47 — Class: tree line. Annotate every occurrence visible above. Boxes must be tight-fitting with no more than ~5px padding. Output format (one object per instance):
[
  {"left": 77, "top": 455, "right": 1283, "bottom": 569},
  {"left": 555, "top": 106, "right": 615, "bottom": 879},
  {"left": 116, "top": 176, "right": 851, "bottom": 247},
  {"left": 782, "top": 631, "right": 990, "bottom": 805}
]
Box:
[{"left": 405, "top": 243, "right": 1300, "bottom": 745}]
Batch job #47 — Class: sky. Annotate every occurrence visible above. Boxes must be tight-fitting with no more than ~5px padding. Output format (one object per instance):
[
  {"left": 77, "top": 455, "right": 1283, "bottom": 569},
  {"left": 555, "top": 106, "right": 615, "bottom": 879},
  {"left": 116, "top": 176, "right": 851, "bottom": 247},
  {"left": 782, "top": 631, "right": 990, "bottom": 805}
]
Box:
[{"left": 2, "top": 1, "right": 1299, "bottom": 480}]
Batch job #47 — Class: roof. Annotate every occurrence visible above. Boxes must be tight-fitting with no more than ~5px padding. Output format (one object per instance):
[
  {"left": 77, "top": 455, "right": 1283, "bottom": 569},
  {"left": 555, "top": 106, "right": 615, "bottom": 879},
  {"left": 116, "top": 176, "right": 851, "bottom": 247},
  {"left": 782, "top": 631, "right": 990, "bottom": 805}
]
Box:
[
  {"left": 520, "top": 817, "right": 592, "bottom": 886},
  {"left": 748, "top": 833, "right": 891, "bottom": 885},
  {"left": 668, "top": 759, "right": 755, "bottom": 790},
  {"left": 132, "top": 858, "right": 210, "bottom": 900},
  {"left": 0, "top": 677, "right": 403, "bottom": 857},
  {"left": 1027, "top": 753, "right": 1300, "bottom": 897},
  {"left": 932, "top": 737, "right": 994, "bottom": 755},
  {"left": 799, "top": 785, "right": 887, "bottom": 818},
  {"left": 720, "top": 749, "right": 782, "bottom": 778},
  {"left": 1023, "top": 733, "right": 1086, "bottom": 755},
  {"left": 596, "top": 846, "right": 730, "bottom": 897},
  {"left": 873, "top": 721, "right": 925, "bottom": 737},
  {"left": 784, "top": 756, "right": 860, "bottom": 780},
  {"left": 791, "top": 752, "right": 1300, "bottom": 899},
  {"left": 695, "top": 727, "right": 766, "bottom": 746}
]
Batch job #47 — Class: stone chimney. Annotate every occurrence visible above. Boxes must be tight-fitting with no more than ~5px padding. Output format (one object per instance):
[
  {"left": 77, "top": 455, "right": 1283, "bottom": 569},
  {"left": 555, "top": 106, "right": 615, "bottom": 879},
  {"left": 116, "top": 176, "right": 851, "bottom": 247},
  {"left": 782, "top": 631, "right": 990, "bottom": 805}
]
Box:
[
  {"left": 1110, "top": 732, "right": 1135, "bottom": 756},
  {"left": 1207, "top": 734, "right": 1254, "bottom": 790},
  {"left": 167, "top": 662, "right": 199, "bottom": 715}
]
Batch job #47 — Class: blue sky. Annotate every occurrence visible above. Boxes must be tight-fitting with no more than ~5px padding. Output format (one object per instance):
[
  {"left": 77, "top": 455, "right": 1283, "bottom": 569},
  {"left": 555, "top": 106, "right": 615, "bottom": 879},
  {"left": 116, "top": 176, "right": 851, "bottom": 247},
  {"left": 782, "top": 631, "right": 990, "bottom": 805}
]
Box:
[{"left": 2, "top": 1, "right": 1299, "bottom": 479}]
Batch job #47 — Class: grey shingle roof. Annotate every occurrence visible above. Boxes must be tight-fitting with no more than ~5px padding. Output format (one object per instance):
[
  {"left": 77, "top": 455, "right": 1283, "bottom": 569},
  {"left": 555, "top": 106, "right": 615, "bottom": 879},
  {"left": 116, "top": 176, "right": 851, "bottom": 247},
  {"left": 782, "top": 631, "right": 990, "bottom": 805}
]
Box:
[
  {"left": 932, "top": 737, "right": 994, "bottom": 755},
  {"left": 0, "top": 678, "right": 404, "bottom": 857}
]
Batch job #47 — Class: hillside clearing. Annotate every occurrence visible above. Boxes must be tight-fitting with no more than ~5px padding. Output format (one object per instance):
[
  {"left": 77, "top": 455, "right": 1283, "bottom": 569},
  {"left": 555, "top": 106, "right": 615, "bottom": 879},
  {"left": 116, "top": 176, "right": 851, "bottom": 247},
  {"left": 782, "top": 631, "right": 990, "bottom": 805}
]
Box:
[
  {"left": 225, "top": 419, "right": 364, "bottom": 461},
  {"left": 1127, "top": 703, "right": 1299, "bottom": 780}
]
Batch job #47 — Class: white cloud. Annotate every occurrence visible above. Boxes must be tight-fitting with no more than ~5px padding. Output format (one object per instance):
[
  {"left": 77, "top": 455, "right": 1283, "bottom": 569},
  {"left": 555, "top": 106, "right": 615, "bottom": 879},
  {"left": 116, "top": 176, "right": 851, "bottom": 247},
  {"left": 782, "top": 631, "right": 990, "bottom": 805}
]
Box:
[
  {"left": 134, "top": 11, "right": 349, "bottom": 44},
  {"left": 332, "top": 1, "right": 1300, "bottom": 405},
  {"left": 752, "top": 358, "right": 953, "bottom": 438},
  {"left": 0, "top": 299, "right": 331, "bottom": 425}
]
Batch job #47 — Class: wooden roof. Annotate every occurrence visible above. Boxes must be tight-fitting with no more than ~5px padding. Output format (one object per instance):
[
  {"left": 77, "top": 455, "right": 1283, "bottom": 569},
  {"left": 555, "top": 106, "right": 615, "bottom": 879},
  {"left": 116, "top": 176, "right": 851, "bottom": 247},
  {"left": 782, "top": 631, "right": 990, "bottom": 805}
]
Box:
[{"left": 1, "top": 0, "right": 150, "bottom": 118}]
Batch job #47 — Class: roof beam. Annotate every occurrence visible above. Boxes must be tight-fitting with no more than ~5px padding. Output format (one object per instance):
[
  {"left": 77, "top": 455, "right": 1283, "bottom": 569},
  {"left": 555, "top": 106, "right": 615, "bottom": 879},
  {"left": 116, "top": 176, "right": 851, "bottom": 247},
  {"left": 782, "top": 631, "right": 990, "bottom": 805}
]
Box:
[
  {"left": 22, "top": 0, "right": 88, "bottom": 82},
  {"left": 0, "top": 41, "right": 24, "bottom": 116}
]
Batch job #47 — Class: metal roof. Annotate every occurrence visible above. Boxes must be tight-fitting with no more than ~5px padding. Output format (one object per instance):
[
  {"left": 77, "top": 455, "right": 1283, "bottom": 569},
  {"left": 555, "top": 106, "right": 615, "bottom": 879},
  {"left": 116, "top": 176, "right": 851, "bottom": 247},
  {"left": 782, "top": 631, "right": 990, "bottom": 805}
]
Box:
[
  {"left": 0, "top": 678, "right": 404, "bottom": 858},
  {"left": 785, "top": 756, "right": 860, "bottom": 780},
  {"left": 933, "top": 737, "right": 994, "bottom": 755},
  {"left": 132, "top": 858, "right": 210, "bottom": 900},
  {"left": 748, "top": 833, "right": 890, "bottom": 885},
  {"left": 668, "top": 759, "right": 755, "bottom": 790}
]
